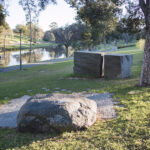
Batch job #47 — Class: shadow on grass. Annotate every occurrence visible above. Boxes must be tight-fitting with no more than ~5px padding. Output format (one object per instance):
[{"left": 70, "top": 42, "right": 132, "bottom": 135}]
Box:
[{"left": 0, "top": 127, "right": 61, "bottom": 149}]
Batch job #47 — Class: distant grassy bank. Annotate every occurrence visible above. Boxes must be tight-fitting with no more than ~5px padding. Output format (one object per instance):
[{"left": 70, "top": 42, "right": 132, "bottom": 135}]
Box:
[
  {"left": 3, "top": 42, "right": 55, "bottom": 51},
  {"left": 95, "top": 41, "right": 136, "bottom": 52},
  {"left": 0, "top": 33, "right": 57, "bottom": 51}
]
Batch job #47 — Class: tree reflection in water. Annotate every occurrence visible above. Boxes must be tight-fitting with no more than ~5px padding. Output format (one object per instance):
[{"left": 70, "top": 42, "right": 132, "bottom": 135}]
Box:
[
  {"left": 0, "top": 50, "right": 11, "bottom": 67},
  {"left": 0, "top": 45, "right": 74, "bottom": 67}
]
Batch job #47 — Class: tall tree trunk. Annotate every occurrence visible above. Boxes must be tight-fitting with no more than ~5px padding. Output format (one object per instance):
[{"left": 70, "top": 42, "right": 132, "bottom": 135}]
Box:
[
  {"left": 28, "top": 21, "right": 32, "bottom": 63},
  {"left": 65, "top": 45, "right": 69, "bottom": 57},
  {"left": 125, "top": 33, "right": 129, "bottom": 46},
  {"left": 33, "top": 49, "right": 36, "bottom": 62},
  {"left": 27, "top": 0, "right": 32, "bottom": 63},
  {"left": 104, "top": 37, "right": 106, "bottom": 50},
  {"left": 140, "top": 29, "right": 150, "bottom": 86},
  {"left": 102, "top": 30, "right": 106, "bottom": 50},
  {"left": 3, "top": 35, "right": 6, "bottom": 59},
  {"left": 123, "top": 33, "right": 129, "bottom": 46},
  {"left": 89, "top": 44, "right": 93, "bottom": 51},
  {"left": 139, "top": 0, "right": 150, "bottom": 86}
]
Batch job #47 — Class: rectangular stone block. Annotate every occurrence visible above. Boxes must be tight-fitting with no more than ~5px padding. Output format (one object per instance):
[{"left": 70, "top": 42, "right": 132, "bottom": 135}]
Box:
[
  {"left": 104, "top": 54, "right": 133, "bottom": 79},
  {"left": 74, "top": 51, "right": 103, "bottom": 78}
]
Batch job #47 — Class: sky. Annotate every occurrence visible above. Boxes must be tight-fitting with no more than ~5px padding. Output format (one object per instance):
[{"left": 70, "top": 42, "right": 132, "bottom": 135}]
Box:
[{"left": 6, "top": 0, "right": 77, "bottom": 31}]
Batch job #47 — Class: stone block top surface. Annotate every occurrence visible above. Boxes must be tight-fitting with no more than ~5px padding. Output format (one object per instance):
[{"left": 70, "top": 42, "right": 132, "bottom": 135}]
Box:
[
  {"left": 75, "top": 51, "right": 102, "bottom": 55},
  {"left": 104, "top": 54, "right": 133, "bottom": 57}
]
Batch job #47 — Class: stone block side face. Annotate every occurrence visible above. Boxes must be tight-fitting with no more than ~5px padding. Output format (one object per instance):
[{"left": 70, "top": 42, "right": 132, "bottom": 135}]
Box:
[
  {"left": 104, "top": 55, "right": 122, "bottom": 79},
  {"left": 74, "top": 52, "right": 103, "bottom": 78},
  {"left": 104, "top": 54, "right": 133, "bottom": 79},
  {"left": 121, "top": 55, "right": 133, "bottom": 78}
]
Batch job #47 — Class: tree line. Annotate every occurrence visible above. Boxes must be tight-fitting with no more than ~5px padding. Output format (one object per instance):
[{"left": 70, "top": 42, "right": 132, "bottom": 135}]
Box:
[{"left": 13, "top": 23, "right": 44, "bottom": 43}]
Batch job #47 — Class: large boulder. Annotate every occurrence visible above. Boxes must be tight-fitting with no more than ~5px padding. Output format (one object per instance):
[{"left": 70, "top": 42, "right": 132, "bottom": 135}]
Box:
[{"left": 17, "top": 94, "right": 97, "bottom": 133}]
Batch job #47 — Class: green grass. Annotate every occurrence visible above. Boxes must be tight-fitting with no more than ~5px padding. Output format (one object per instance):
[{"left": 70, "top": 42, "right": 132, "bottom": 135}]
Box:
[
  {"left": 14, "top": 34, "right": 30, "bottom": 42},
  {"left": 1, "top": 46, "right": 150, "bottom": 150},
  {"left": 116, "top": 41, "right": 136, "bottom": 47},
  {"left": 0, "top": 33, "right": 56, "bottom": 51},
  {"left": 4, "top": 42, "right": 56, "bottom": 51},
  {"left": 95, "top": 41, "right": 136, "bottom": 52},
  {"left": 95, "top": 44, "right": 113, "bottom": 51}
]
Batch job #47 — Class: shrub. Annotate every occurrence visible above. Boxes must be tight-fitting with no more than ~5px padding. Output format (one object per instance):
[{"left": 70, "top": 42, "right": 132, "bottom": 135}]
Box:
[
  {"left": 136, "top": 39, "right": 145, "bottom": 50},
  {"left": 43, "top": 31, "right": 55, "bottom": 42}
]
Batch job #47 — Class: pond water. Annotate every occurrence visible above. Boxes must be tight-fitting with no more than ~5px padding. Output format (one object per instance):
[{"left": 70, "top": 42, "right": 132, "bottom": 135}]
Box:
[{"left": 0, "top": 47, "right": 73, "bottom": 67}]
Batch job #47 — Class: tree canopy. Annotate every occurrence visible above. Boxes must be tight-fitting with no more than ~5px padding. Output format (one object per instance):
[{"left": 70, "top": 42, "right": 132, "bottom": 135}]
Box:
[
  {"left": 52, "top": 23, "right": 86, "bottom": 57},
  {"left": 0, "top": 4, "right": 5, "bottom": 27},
  {"left": 65, "top": 0, "right": 121, "bottom": 47}
]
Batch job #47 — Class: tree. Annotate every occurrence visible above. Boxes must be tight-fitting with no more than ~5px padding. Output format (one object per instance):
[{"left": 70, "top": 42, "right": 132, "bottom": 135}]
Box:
[
  {"left": 13, "top": 24, "right": 26, "bottom": 34},
  {"left": 19, "top": 0, "right": 56, "bottom": 62},
  {"left": 0, "top": 3, "right": 9, "bottom": 38},
  {"left": 119, "top": 2, "right": 145, "bottom": 44},
  {"left": 49, "top": 22, "right": 58, "bottom": 30},
  {"left": 33, "top": 25, "right": 44, "bottom": 43},
  {"left": 0, "top": 4, "right": 5, "bottom": 26},
  {"left": 66, "top": 0, "right": 120, "bottom": 49},
  {"left": 0, "top": 23, "right": 12, "bottom": 60},
  {"left": 138, "top": 0, "right": 150, "bottom": 86},
  {"left": 126, "top": 2, "right": 144, "bottom": 35},
  {"left": 65, "top": 0, "right": 150, "bottom": 86},
  {"left": 25, "top": 23, "right": 44, "bottom": 43},
  {"left": 53, "top": 23, "right": 86, "bottom": 57},
  {"left": 13, "top": 23, "right": 44, "bottom": 44},
  {"left": 0, "top": 0, "right": 9, "bottom": 27},
  {"left": 43, "top": 22, "right": 58, "bottom": 42},
  {"left": 19, "top": 0, "right": 40, "bottom": 62},
  {"left": 43, "top": 31, "right": 55, "bottom": 42},
  {"left": 106, "top": 2, "right": 144, "bottom": 45}
]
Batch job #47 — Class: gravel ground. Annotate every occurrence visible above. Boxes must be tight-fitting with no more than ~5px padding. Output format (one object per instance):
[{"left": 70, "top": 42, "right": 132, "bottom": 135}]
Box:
[
  {"left": 0, "top": 95, "right": 31, "bottom": 127},
  {"left": 86, "top": 93, "right": 117, "bottom": 119},
  {"left": 0, "top": 93, "right": 117, "bottom": 128}
]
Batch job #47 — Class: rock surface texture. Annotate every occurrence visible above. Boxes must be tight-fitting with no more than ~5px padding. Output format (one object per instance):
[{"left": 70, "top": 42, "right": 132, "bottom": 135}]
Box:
[
  {"left": 104, "top": 54, "right": 133, "bottom": 79},
  {"left": 74, "top": 51, "right": 103, "bottom": 78},
  {"left": 17, "top": 94, "right": 97, "bottom": 133}
]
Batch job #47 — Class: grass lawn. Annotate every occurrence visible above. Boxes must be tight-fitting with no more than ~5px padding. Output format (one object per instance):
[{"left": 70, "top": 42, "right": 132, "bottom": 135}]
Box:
[
  {"left": 0, "top": 33, "right": 56, "bottom": 51},
  {"left": 1, "top": 46, "right": 150, "bottom": 149},
  {"left": 95, "top": 41, "right": 136, "bottom": 52},
  {"left": 5, "top": 42, "right": 55, "bottom": 51},
  {"left": 0, "top": 35, "right": 48, "bottom": 51}
]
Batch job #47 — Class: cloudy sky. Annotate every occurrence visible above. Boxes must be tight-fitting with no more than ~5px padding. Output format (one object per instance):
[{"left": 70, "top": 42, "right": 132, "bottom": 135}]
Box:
[{"left": 6, "top": 0, "right": 77, "bottom": 31}]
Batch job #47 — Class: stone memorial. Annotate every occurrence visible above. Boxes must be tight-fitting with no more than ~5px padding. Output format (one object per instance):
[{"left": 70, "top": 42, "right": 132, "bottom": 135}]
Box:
[
  {"left": 74, "top": 51, "right": 103, "bottom": 78},
  {"left": 17, "top": 94, "right": 97, "bottom": 133},
  {"left": 104, "top": 54, "right": 133, "bottom": 79}
]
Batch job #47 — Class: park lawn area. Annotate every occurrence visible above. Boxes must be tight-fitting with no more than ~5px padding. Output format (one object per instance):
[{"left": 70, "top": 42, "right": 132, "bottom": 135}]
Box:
[
  {"left": 0, "top": 33, "right": 54, "bottom": 51},
  {"left": 13, "top": 34, "right": 30, "bottom": 43},
  {"left": 5, "top": 42, "right": 55, "bottom": 51},
  {"left": 95, "top": 41, "right": 136, "bottom": 52},
  {"left": 1, "top": 46, "right": 150, "bottom": 149}
]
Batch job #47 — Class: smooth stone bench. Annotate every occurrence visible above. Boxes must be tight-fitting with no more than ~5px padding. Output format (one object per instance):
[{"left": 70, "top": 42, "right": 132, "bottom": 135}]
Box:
[
  {"left": 104, "top": 54, "right": 133, "bottom": 79},
  {"left": 74, "top": 51, "right": 103, "bottom": 78}
]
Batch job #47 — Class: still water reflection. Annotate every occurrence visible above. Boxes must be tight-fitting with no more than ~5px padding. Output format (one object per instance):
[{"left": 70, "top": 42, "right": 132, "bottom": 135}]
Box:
[{"left": 0, "top": 47, "right": 73, "bottom": 67}]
